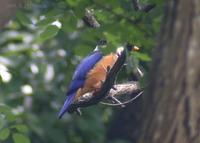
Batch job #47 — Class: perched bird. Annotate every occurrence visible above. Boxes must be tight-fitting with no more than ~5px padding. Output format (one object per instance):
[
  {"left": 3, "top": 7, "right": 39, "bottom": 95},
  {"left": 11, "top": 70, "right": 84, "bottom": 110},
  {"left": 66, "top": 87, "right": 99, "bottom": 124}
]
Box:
[
  {"left": 58, "top": 40, "right": 118, "bottom": 118},
  {"left": 75, "top": 53, "right": 118, "bottom": 99}
]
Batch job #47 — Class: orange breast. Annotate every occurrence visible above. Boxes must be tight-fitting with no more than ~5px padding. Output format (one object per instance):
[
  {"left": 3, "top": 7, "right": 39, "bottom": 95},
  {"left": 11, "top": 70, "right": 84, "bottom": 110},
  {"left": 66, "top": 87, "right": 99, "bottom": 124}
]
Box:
[{"left": 75, "top": 53, "right": 118, "bottom": 99}]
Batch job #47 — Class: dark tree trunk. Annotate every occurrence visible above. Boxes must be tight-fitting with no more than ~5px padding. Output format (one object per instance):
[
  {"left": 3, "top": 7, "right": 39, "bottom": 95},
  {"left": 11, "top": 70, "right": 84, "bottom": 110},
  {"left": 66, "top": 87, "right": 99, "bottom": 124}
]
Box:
[
  {"left": 140, "top": 0, "right": 200, "bottom": 142},
  {"left": 107, "top": 97, "right": 144, "bottom": 142},
  {"left": 107, "top": 0, "right": 200, "bottom": 143}
]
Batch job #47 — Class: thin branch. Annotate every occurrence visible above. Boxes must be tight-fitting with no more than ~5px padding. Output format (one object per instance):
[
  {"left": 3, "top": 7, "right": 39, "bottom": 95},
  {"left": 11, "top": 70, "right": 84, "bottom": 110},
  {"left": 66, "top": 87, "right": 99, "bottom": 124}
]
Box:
[
  {"left": 141, "top": 4, "right": 156, "bottom": 12},
  {"left": 100, "top": 91, "right": 143, "bottom": 106},
  {"left": 132, "top": 0, "right": 141, "bottom": 11},
  {"left": 76, "top": 82, "right": 141, "bottom": 102},
  {"left": 83, "top": 8, "right": 100, "bottom": 28},
  {"left": 108, "top": 82, "right": 141, "bottom": 97},
  {"left": 132, "top": 0, "right": 156, "bottom": 12}
]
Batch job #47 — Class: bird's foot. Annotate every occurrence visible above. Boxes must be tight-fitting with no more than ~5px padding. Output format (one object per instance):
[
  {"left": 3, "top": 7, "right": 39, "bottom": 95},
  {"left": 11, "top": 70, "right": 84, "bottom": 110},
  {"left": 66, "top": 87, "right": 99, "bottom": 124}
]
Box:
[{"left": 75, "top": 108, "right": 82, "bottom": 116}]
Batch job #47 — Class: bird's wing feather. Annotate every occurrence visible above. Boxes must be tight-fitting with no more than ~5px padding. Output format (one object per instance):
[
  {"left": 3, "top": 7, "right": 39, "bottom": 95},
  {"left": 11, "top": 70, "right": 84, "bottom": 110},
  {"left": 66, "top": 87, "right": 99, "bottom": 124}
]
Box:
[
  {"left": 58, "top": 51, "right": 103, "bottom": 118},
  {"left": 58, "top": 92, "right": 75, "bottom": 119},
  {"left": 68, "top": 51, "right": 103, "bottom": 93}
]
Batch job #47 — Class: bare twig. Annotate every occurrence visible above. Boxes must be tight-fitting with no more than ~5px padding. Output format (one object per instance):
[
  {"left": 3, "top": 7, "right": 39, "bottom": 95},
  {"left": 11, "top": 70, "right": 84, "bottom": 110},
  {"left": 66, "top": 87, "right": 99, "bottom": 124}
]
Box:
[
  {"left": 76, "top": 82, "right": 141, "bottom": 101},
  {"left": 100, "top": 91, "right": 143, "bottom": 106},
  {"left": 132, "top": 0, "right": 141, "bottom": 11},
  {"left": 141, "top": 4, "right": 156, "bottom": 12},
  {"left": 108, "top": 82, "right": 140, "bottom": 97},
  {"left": 83, "top": 8, "right": 100, "bottom": 28},
  {"left": 132, "top": 0, "right": 155, "bottom": 12}
]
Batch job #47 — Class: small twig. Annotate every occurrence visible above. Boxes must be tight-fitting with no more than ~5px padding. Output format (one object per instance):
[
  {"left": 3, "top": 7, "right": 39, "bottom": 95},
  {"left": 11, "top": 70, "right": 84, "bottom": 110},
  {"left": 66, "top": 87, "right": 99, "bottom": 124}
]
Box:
[
  {"left": 100, "top": 91, "right": 143, "bottom": 106},
  {"left": 132, "top": 0, "right": 155, "bottom": 12},
  {"left": 110, "top": 96, "right": 125, "bottom": 107},
  {"left": 137, "top": 67, "right": 144, "bottom": 77},
  {"left": 132, "top": 0, "right": 141, "bottom": 11},
  {"left": 108, "top": 82, "right": 140, "bottom": 97},
  {"left": 83, "top": 8, "right": 100, "bottom": 28},
  {"left": 141, "top": 4, "right": 156, "bottom": 12},
  {"left": 76, "top": 82, "right": 141, "bottom": 101}
]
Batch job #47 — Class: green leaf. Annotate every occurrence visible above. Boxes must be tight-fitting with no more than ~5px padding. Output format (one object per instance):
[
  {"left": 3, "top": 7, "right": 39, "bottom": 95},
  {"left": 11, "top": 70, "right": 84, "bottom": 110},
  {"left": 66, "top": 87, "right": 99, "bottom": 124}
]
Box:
[
  {"left": 0, "top": 115, "right": 4, "bottom": 129},
  {"left": 16, "top": 11, "right": 31, "bottom": 26},
  {"left": 12, "top": 133, "right": 31, "bottom": 143},
  {"left": 37, "top": 25, "right": 59, "bottom": 43},
  {"left": 36, "top": 18, "right": 56, "bottom": 28},
  {"left": 0, "top": 104, "right": 16, "bottom": 122},
  {"left": 0, "top": 128, "right": 10, "bottom": 140},
  {"left": 11, "top": 124, "right": 28, "bottom": 133},
  {"left": 132, "top": 52, "right": 152, "bottom": 62},
  {"left": 95, "top": 10, "right": 110, "bottom": 22},
  {"left": 61, "top": 14, "right": 77, "bottom": 32},
  {"left": 113, "top": 7, "right": 124, "bottom": 15},
  {"left": 65, "top": 0, "right": 80, "bottom": 7}
]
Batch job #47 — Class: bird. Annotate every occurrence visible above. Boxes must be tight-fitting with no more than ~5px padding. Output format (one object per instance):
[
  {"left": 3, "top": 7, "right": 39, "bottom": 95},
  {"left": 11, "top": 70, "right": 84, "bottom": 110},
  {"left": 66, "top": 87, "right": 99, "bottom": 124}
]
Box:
[
  {"left": 75, "top": 52, "right": 118, "bottom": 99},
  {"left": 58, "top": 40, "right": 120, "bottom": 118}
]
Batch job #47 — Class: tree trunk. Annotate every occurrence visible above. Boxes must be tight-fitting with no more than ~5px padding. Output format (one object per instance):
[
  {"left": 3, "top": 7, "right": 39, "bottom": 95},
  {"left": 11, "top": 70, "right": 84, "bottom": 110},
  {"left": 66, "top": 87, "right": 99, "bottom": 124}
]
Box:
[
  {"left": 0, "top": 0, "right": 23, "bottom": 29},
  {"left": 140, "top": 0, "right": 200, "bottom": 142},
  {"left": 107, "top": 0, "right": 200, "bottom": 143}
]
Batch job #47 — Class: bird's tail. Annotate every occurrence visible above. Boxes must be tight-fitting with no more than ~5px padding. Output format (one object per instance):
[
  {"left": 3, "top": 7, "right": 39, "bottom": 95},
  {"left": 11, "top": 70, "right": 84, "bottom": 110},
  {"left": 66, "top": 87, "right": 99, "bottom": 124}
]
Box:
[{"left": 58, "top": 93, "right": 75, "bottom": 119}]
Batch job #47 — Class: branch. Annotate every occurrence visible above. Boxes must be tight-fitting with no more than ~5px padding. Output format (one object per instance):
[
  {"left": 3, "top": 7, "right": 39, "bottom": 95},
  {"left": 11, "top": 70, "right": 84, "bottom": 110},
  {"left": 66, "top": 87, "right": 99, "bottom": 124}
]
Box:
[
  {"left": 141, "top": 4, "right": 156, "bottom": 13},
  {"left": 132, "top": 0, "right": 155, "bottom": 12},
  {"left": 67, "top": 49, "right": 126, "bottom": 113},
  {"left": 77, "top": 82, "right": 141, "bottom": 102},
  {"left": 83, "top": 8, "right": 100, "bottom": 28},
  {"left": 108, "top": 82, "right": 140, "bottom": 97},
  {"left": 132, "top": 0, "right": 141, "bottom": 11}
]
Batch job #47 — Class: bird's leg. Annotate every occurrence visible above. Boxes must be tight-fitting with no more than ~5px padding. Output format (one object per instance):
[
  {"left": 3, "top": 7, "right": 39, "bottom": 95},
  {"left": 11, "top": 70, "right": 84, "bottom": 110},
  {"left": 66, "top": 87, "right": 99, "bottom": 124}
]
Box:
[
  {"left": 112, "top": 85, "right": 117, "bottom": 90},
  {"left": 75, "top": 108, "right": 82, "bottom": 116}
]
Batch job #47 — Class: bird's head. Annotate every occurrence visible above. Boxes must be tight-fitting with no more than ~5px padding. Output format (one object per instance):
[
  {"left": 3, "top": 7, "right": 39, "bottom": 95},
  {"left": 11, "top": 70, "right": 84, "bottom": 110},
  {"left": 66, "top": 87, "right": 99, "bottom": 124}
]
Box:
[
  {"left": 116, "top": 43, "right": 140, "bottom": 55},
  {"left": 94, "top": 39, "right": 107, "bottom": 51},
  {"left": 126, "top": 43, "right": 140, "bottom": 52}
]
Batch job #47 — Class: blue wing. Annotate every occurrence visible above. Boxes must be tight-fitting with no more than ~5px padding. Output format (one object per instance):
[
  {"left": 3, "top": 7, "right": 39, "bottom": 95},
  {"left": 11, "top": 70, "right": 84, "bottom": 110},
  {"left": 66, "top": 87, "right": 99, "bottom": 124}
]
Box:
[
  {"left": 68, "top": 51, "right": 103, "bottom": 94},
  {"left": 58, "top": 51, "right": 103, "bottom": 118}
]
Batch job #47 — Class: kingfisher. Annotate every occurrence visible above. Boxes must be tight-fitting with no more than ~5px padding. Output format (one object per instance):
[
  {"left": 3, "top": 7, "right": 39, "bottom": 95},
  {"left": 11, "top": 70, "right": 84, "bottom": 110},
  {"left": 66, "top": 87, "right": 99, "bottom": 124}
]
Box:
[{"left": 58, "top": 40, "right": 119, "bottom": 118}]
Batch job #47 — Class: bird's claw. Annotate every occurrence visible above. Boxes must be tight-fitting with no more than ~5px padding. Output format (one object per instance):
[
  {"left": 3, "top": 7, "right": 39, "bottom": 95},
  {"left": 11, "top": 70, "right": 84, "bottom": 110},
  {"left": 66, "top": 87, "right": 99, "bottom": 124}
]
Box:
[
  {"left": 76, "top": 108, "right": 82, "bottom": 116},
  {"left": 112, "top": 86, "right": 117, "bottom": 90}
]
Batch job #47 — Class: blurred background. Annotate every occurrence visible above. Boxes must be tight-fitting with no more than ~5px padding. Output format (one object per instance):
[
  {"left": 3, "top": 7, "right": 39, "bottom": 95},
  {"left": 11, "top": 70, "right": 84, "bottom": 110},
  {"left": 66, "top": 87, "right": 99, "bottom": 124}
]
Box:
[{"left": 0, "top": 0, "right": 163, "bottom": 143}]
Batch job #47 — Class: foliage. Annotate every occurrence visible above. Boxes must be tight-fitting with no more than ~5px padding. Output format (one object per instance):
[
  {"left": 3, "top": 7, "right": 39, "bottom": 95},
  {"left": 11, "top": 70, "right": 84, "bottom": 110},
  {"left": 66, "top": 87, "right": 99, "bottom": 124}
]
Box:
[{"left": 0, "top": 0, "right": 163, "bottom": 142}]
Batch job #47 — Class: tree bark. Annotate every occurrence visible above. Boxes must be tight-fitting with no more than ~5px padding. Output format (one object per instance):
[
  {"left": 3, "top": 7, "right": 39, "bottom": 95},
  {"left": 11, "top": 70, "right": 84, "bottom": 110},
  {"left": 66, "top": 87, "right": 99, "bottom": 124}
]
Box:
[
  {"left": 0, "top": 0, "right": 23, "bottom": 29},
  {"left": 140, "top": 0, "right": 200, "bottom": 143},
  {"left": 107, "top": 0, "right": 200, "bottom": 143}
]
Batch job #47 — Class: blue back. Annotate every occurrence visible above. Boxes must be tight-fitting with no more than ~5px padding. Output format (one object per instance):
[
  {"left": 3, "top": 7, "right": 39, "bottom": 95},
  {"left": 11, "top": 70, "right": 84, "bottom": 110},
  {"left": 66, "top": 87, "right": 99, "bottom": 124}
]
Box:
[
  {"left": 58, "top": 51, "right": 102, "bottom": 118},
  {"left": 67, "top": 51, "right": 103, "bottom": 95}
]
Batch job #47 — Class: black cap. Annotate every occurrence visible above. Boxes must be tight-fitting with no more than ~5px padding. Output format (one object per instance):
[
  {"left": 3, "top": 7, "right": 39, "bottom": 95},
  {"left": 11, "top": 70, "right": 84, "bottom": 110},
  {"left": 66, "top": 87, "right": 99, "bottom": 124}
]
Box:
[{"left": 97, "top": 39, "right": 107, "bottom": 46}]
